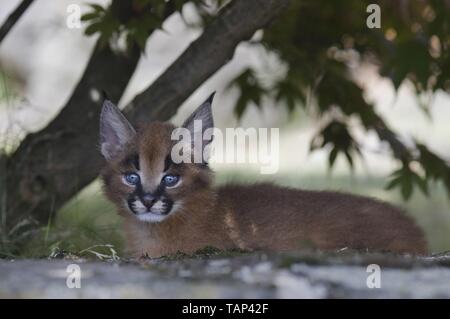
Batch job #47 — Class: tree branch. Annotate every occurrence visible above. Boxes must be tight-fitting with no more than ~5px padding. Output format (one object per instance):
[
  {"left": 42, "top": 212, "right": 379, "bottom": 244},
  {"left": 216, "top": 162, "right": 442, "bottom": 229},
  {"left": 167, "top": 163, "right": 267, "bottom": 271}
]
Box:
[
  {"left": 373, "top": 124, "right": 412, "bottom": 164},
  {"left": 5, "top": 0, "right": 290, "bottom": 231},
  {"left": 0, "top": 0, "right": 34, "bottom": 44},
  {"left": 125, "top": 0, "right": 290, "bottom": 124},
  {"left": 4, "top": 0, "right": 178, "bottom": 231}
]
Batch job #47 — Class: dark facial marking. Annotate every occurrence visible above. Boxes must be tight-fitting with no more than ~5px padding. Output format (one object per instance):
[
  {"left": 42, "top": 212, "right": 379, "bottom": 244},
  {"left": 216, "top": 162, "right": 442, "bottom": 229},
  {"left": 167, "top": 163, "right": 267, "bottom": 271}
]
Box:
[
  {"left": 161, "top": 198, "right": 173, "bottom": 215},
  {"left": 127, "top": 196, "right": 136, "bottom": 214},
  {"left": 153, "top": 181, "right": 166, "bottom": 198},
  {"left": 125, "top": 173, "right": 175, "bottom": 216},
  {"left": 164, "top": 154, "right": 173, "bottom": 172},
  {"left": 122, "top": 153, "right": 139, "bottom": 170}
]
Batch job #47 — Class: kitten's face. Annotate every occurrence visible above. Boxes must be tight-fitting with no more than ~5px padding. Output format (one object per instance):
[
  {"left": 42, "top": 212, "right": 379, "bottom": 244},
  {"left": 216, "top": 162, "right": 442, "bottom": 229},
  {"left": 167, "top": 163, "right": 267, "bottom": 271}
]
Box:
[{"left": 100, "top": 94, "right": 214, "bottom": 223}]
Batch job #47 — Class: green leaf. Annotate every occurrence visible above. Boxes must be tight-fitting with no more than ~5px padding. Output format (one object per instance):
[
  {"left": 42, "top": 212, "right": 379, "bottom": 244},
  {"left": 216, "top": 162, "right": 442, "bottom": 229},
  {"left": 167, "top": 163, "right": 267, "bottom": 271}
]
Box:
[
  {"left": 343, "top": 150, "right": 354, "bottom": 168},
  {"left": 400, "top": 173, "right": 413, "bottom": 200},
  {"left": 329, "top": 147, "right": 338, "bottom": 168},
  {"left": 84, "top": 21, "right": 103, "bottom": 36},
  {"left": 87, "top": 3, "right": 105, "bottom": 12},
  {"left": 385, "top": 163, "right": 431, "bottom": 200},
  {"left": 227, "top": 68, "right": 266, "bottom": 119},
  {"left": 385, "top": 175, "right": 401, "bottom": 191},
  {"left": 81, "top": 12, "right": 100, "bottom": 22},
  {"left": 413, "top": 173, "right": 429, "bottom": 196},
  {"left": 383, "top": 39, "right": 432, "bottom": 91},
  {"left": 311, "top": 119, "right": 360, "bottom": 171},
  {"left": 274, "top": 76, "right": 305, "bottom": 113}
]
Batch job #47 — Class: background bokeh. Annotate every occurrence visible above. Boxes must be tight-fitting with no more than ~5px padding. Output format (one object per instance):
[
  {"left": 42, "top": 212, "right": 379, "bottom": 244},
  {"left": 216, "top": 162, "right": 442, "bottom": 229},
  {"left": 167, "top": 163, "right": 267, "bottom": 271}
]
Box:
[{"left": 1, "top": 0, "right": 449, "bottom": 257}]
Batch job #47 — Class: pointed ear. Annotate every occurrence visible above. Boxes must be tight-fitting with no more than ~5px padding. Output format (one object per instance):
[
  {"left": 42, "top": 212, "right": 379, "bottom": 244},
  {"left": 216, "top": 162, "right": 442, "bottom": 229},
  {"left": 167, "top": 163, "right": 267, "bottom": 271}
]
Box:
[
  {"left": 100, "top": 99, "right": 136, "bottom": 161},
  {"left": 182, "top": 92, "right": 215, "bottom": 143},
  {"left": 178, "top": 92, "right": 215, "bottom": 164}
]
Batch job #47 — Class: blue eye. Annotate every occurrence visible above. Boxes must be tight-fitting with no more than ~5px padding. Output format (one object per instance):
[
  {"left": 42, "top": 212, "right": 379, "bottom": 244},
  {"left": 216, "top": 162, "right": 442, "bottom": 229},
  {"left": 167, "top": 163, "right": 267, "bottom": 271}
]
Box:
[
  {"left": 125, "top": 173, "right": 140, "bottom": 185},
  {"left": 162, "top": 174, "right": 179, "bottom": 187}
]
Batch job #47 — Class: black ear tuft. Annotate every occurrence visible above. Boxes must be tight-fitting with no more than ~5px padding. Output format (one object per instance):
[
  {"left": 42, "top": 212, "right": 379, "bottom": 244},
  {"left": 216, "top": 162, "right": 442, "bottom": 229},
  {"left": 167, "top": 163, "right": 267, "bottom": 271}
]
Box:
[
  {"left": 205, "top": 91, "right": 216, "bottom": 104},
  {"left": 101, "top": 90, "right": 110, "bottom": 101}
]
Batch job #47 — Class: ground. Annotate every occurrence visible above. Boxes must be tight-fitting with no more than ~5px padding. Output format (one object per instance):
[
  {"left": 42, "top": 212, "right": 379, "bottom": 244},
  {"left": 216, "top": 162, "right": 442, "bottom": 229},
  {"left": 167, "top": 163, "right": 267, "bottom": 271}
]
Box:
[{"left": 1, "top": 250, "right": 450, "bottom": 298}]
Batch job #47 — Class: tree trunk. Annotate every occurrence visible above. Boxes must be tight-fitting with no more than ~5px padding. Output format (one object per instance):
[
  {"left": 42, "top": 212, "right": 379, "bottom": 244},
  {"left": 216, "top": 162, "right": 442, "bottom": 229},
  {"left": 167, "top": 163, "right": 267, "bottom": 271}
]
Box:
[
  {"left": 4, "top": 42, "right": 142, "bottom": 229},
  {"left": 4, "top": 0, "right": 290, "bottom": 234},
  {"left": 2, "top": 0, "right": 173, "bottom": 231}
]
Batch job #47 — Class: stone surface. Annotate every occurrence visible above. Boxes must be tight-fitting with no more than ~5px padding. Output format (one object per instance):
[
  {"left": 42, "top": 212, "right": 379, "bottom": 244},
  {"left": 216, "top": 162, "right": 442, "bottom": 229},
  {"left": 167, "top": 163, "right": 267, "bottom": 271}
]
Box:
[{"left": 1, "top": 251, "right": 450, "bottom": 298}]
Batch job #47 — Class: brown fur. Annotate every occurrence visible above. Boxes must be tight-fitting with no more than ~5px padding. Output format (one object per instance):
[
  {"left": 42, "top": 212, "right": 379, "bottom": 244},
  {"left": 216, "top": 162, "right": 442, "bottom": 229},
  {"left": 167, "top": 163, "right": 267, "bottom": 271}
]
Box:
[{"left": 101, "top": 121, "right": 428, "bottom": 258}]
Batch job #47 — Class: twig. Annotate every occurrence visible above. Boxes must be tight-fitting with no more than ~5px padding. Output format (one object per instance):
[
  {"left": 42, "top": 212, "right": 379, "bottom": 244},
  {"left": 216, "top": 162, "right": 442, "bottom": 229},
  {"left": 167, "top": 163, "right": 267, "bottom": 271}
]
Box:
[{"left": 0, "top": 0, "right": 35, "bottom": 44}]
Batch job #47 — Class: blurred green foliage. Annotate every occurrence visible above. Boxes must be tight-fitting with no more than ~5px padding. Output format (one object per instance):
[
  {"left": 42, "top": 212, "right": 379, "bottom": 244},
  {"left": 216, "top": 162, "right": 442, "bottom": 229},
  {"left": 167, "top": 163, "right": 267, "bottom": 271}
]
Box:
[
  {"left": 81, "top": 0, "right": 450, "bottom": 200},
  {"left": 228, "top": 0, "right": 450, "bottom": 200},
  {"left": 81, "top": 0, "right": 227, "bottom": 50}
]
